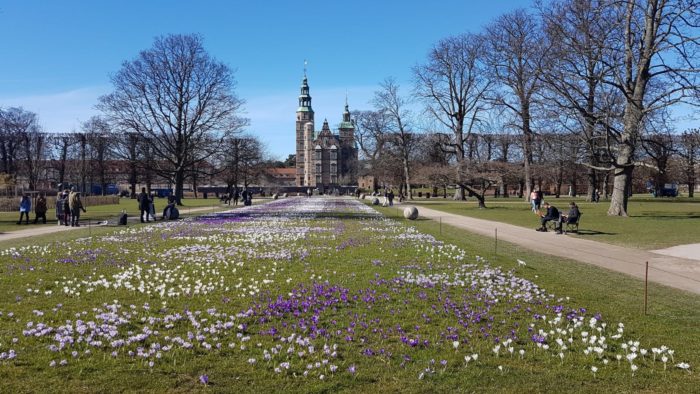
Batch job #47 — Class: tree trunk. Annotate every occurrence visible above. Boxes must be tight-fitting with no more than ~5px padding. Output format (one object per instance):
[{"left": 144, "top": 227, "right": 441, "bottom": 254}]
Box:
[
  {"left": 175, "top": 169, "right": 185, "bottom": 205},
  {"left": 402, "top": 154, "right": 412, "bottom": 200},
  {"left": 586, "top": 167, "right": 596, "bottom": 202},
  {"left": 689, "top": 182, "right": 695, "bottom": 198},
  {"left": 607, "top": 160, "right": 634, "bottom": 216},
  {"left": 602, "top": 171, "right": 610, "bottom": 200},
  {"left": 463, "top": 184, "right": 486, "bottom": 208}
]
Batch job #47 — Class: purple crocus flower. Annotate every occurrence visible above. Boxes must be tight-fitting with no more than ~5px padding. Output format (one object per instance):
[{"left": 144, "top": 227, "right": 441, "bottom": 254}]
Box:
[{"left": 199, "top": 374, "right": 209, "bottom": 385}]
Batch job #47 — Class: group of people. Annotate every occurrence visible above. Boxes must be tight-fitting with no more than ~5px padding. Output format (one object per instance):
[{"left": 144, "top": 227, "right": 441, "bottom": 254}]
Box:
[
  {"left": 383, "top": 189, "right": 395, "bottom": 206},
  {"left": 221, "top": 190, "right": 241, "bottom": 206},
  {"left": 536, "top": 201, "right": 580, "bottom": 234},
  {"left": 54, "top": 188, "right": 86, "bottom": 227},
  {"left": 138, "top": 188, "right": 181, "bottom": 221},
  {"left": 18, "top": 188, "right": 87, "bottom": 227}
]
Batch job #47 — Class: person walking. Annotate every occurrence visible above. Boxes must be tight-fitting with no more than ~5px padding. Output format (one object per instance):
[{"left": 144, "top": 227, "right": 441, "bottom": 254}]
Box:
[
  {"left": 62, "top": 190, "right": 71, "bottom": 226},
  {"left": 388, "top": 190, "right": 395, "bottom": 207},
  {"left": 138, "top": 187, "right": 150, "bottom": 223},
  {"left": 34, "top": 193, "right": 47, "bottom": 224},
  {"left": 17, "top": 194, "right": 31, "bottom": 225},
  {"left": 233, "top": 190, "right": 240, "bottom": 206},
  {"left": 55, "top": 192, "right": 65, "bottom": 225},
  {"left": 529, "top": 190, "right": 538, "bottom": 212},
  {"left": 68, "top": 188, "right": 86, "bottom": 227}
]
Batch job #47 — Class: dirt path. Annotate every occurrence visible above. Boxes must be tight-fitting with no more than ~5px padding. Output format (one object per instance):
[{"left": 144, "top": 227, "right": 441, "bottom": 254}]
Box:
[{"left": 410, "top": 205, "right": 700, "bottom": 295}]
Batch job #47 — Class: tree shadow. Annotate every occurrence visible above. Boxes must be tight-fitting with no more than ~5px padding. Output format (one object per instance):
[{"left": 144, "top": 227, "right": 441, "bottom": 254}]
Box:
[
  {"left": 632, "top": 214, "right": 700, "bottom": 220},
  {"left": 574, "top": 229, "right": 616, "bottom": 236}
]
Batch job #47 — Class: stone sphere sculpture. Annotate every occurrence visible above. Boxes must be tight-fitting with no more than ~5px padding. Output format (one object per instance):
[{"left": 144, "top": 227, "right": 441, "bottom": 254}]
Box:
[
  {"left": 272, "top": 194, "right": 278, "bottom": 200},
  {"left": 372, "top": 197, "right": 380, "bottom": 205},
  {"left": 403, "top": 206, "right": 419, "bottom": 220}
]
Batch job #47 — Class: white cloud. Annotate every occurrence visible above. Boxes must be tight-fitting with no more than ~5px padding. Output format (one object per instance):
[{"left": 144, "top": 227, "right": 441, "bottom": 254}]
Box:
[{"left": 0, "top": 86, "right": 108, "bottom": 132}]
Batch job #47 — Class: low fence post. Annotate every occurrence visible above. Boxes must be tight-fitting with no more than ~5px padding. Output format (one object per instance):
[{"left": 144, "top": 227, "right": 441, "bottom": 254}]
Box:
[{"left": 644, "top": 261, "right": 649, "bottom": 316}]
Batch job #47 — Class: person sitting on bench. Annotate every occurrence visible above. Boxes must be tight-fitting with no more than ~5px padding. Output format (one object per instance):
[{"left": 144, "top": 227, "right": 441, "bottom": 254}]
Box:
[
  {"left": 536, "top": 202, "right": 559, "bottom": 232},
  {"left": 557, "top": 201, "right": 580, "bottom": 234}
]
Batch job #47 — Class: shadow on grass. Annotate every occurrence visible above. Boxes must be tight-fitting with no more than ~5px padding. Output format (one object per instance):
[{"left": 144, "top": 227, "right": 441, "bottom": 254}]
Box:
[
  {"left": 575, "top": 229, "right": 617, "bottom": 236},
  {"left": 633, "top": 214, "right": 700, "bottom": 219}
]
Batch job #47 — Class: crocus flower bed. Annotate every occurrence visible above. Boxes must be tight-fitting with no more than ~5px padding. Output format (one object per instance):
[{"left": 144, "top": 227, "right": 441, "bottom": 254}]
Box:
[{"left": 0, "top": 197, "right": 695, "bottom": 392}]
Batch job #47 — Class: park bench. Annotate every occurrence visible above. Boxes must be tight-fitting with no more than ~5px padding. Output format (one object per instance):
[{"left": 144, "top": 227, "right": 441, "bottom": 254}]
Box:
[{"left": 545, "top": 212, "right": 582, "bottom": 234}]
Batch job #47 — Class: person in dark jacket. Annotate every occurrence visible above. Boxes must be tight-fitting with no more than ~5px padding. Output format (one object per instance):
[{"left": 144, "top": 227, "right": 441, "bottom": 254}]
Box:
[
  {"left": 556, "top": 202, "right": 581, "bottom": 234},
  {"left": 138, "top": 187, "right": 150, "bottom": 223},
  {"left": 34, "top": 193, "right": 47, "bottom": 224},
  {"left": 536, "top": 202, "right": 559, "bottom": 232},
  {"left": 62, "top": 191, "right": 71, "bottom": 226}
]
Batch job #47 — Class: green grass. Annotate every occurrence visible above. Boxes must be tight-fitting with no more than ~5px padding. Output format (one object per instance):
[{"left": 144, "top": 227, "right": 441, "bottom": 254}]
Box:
[
  {"left": 407, "top": 196, "right": 700, "bottom": 249},
  {"left": 0, "top": 198, "right": 697, "bottom": 393}
]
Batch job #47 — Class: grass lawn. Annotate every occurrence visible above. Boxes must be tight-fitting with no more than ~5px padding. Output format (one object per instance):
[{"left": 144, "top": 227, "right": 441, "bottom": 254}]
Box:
[
  {"left": 0, "top": 197, "right": 231, "bottom": 234},
  {"left": 408, "top": 196, "right": 700, "bottom": 249},
  {"left": 0, "top": 197, "right": 697, "bottom": 393}
]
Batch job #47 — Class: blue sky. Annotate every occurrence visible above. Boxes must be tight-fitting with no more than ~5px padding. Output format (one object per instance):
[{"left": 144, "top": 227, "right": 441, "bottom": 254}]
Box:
[{"left": 0, "top": 0, "right": 533, "bottom": 158}]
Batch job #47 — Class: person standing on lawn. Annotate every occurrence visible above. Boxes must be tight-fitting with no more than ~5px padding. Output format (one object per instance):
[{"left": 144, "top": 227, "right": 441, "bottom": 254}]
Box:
[
  {"left": 62, "top": 190, "right": 71, "bottom": 226},
  {"left": 34, "top": 193, "right": 47, "bottom": 224},
  {"left": 55, "top": 191, "right": 65, "bottom": 225},
  {"left": 138, "top": 187, "right": 150, "bottom": 223},
  {"left": 68, "top": 188, "right": 86, "bottom": 227},
  {"left": 17, "top": 194, "right": 31, "bottom": 225}
]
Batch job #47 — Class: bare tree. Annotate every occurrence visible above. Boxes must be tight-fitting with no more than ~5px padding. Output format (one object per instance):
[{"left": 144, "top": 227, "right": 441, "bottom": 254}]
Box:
[
  {"left": 353, "top": 110, "right": 389, "bottom": 163},
  {"left": 99, "top": 34, "right": 247, "bottom": 204},
  {"left": 82, "top": 116, "right": 113, "bottom": 195},
  {"left": 218, "top": 135, "right": 264, "bottom": 195},
  {"left": 372, "top": 78, "right": 416, "bottom": 198},
  {"left": 48, "top": 134, "right": 74, "bottom": 190},
  {"left": 414, "top": 33, "right": 492, "bottom": 200},
  {"left": 602, "top": 0, "right": 700, "bottom": 216},
  {"left": 485, "top": 9, "right": 549, "bottom": 202},
  {"left": 540, "top": 0, "right": 621, "bottom": 201},
  {"left": 678, "top": 129, "right": 699, "bottom": 197},
  {"left": 0, "top": 107, "right": 46, "bottom": 190},
  {"left": 0, "top": 108, "right": 22, "bottom": 177}
]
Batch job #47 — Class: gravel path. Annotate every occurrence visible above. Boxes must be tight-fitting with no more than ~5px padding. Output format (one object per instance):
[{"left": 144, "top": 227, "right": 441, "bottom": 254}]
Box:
[{"left": 409, "top": 204, "right": 700, "bottom": 295}]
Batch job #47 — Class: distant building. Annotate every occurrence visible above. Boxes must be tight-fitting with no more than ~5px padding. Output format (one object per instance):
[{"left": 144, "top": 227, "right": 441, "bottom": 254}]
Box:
[
  {"left": 358, "top": 175, "right": 377, "bottom": 192},
  {"left": 263, "top": 167, "right": 296, "bottom": 187},
  {"left": 295, "top": 73, "right": 357, "bottom": 190}
]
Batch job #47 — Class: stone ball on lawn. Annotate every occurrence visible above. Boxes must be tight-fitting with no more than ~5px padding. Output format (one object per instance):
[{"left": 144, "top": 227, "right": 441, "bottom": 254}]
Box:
[
  {"left": 273, "top": 193, "right": 278, "bottom": 199},
  {"left": 403, "top": 206, "right": 419, "bottom": 220},
  {"left": 372, "top": 197, "right": 380, "bottom": 205}
]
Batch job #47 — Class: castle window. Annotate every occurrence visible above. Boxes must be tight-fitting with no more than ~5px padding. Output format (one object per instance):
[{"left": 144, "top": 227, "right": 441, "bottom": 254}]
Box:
[
  {"left": 316, "top": 175, "right": 322, "bottom": 184},
  {"left": 315, "top": 150, "right": 321, "bottom": 160},
  {"left": 316, "top": 163, "right": 321, "bottom": 174},
  {"left": 330, "top": 163, "right": 337, "bottom": 175}
]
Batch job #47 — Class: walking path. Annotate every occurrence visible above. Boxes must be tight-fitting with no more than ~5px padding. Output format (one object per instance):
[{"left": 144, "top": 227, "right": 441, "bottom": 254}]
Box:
[{"left": 411, "top": 205, "right": 700, "bottom": 295}]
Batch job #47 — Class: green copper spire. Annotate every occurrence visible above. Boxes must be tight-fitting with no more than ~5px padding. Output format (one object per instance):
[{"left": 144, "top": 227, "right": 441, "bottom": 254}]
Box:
[{"left": 297, "top": 67, "right": 313, "bottom": 113}]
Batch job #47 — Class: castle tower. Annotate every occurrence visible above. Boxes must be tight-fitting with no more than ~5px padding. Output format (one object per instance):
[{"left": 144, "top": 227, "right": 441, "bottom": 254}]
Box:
[
  {"left": 338, "top": 101, "right": 357, "bottom": 178},
  {"left": 296, "top": 74, "right": 314, "bottom": 186}
]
